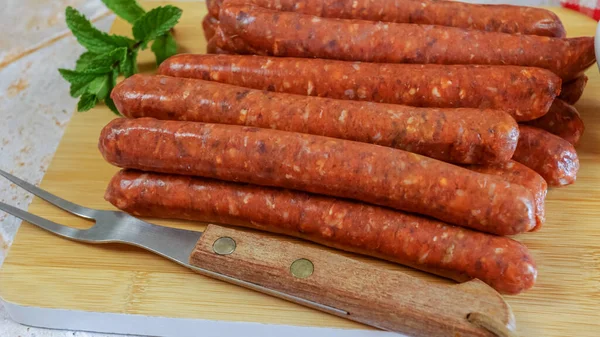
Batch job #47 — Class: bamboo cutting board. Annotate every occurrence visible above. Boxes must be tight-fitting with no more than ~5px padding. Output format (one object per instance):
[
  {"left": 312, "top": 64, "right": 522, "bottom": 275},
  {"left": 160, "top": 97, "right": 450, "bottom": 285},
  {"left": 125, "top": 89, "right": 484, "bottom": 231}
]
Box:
[{"left": 1, "top": 2, "right": 599, "bottom": 336}]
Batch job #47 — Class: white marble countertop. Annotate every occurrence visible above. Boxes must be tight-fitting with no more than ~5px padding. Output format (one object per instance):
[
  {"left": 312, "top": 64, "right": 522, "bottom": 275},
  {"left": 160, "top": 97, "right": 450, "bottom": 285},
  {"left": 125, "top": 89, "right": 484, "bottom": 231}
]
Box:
[{"left": 0, "top": 0, "right": 562, "bottom": 336}]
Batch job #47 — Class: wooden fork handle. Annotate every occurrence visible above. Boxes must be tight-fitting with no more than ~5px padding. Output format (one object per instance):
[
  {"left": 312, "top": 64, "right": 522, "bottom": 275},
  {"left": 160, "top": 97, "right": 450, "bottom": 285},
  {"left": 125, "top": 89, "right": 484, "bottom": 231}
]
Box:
[{"left": 189, "top": 224, "right": 515, "bottom": 337}]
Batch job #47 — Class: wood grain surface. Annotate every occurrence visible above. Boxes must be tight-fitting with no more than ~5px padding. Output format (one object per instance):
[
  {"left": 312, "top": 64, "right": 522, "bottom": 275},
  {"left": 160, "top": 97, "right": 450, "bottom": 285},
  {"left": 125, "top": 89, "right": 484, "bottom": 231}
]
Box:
[
  {"left": 0, "top": 2, "right": 599, "bottom": 336},
  {"left": 191, "top": 225, "right": 513, "bottom": 337}
]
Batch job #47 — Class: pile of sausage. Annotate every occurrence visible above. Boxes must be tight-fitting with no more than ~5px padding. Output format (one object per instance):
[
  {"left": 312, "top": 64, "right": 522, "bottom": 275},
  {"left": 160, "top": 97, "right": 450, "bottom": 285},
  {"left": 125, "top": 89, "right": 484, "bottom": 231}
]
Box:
[{"left": 98, "top": 0, "right": 596, "bottom": 295}]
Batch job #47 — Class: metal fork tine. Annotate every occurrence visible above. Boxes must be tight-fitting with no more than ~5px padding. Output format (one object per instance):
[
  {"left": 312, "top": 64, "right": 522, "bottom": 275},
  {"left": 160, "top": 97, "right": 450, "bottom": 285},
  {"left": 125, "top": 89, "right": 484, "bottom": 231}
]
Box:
[
  {"left": 0, "top": 169, "right": 98, "bottom": 219},
  {"left": 0, "top": 201, "right": 86, "bottom": 241}
]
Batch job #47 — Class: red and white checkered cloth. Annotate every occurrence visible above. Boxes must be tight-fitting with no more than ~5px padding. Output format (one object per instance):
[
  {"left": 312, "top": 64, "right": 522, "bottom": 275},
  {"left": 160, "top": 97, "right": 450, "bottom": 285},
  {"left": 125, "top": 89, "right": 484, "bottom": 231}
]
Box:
[{"left": 562, "top": 0, "right": 600, "bottom": 20}]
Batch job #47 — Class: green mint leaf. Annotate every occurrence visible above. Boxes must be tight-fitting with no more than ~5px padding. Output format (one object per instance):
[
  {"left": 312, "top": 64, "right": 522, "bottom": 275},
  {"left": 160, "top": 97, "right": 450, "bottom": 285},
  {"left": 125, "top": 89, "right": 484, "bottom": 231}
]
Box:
[
  {"left": 119, "top": 49, "right": 138, "bottom": 77},
  {"left": 102, "top": 68, "right": 121, "bottom": 115},
  {"left": 76, "top": 72, "right": 111, "bottom": 111},
  {"left": 77, "top": 47, "right": 127, "bottom": 74},
  {"left": 151, "top": 32, "right": 177, "bottom": 65},
  {"left": 132, "top": 5, "right": 182, "bottom": 45},
  {"left": 75, "top": 51, "right": 100, "bottom": 71},
  {"left": 101, "top": 0, "right": 145, "bottom": 24},
  {"left": 104, "top": 96, "right": 120, "bottom": 115},
  {"left": 110, "top": 67, "right": 119, "bottom": 88},
  {"left": 77, "top": 93, "right": 99, "bottom": 112},
  {"left": 66, "top": 6, "right": 135, "bottom": 54},
  {"left": 59, "top": 69, "right": 102, "bottom": 97},
  {"left": 78, "top": 71, "right": 116, "bottom": 113},
  {"left": 87, "top": 75, "right": 111, "bottom": 100}
]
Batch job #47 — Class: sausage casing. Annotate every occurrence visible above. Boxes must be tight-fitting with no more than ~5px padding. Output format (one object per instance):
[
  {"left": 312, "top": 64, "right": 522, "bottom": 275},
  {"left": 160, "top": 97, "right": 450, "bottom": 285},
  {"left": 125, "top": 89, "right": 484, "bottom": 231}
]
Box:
[
  {"left": 106, "top": 169, "right": 537, "bottom": 294},
  {"left": 158, "top": 54, "right": 561, "bottom": 121},
  {"left": 201, "top": 14, "right": 219, "bottom": 41},
  {"left": 206, "top": 36, "right": 231, "bottom": 54},
  {"left": 513, "top": 126, "right": 580, "bottom": 187},
  {"left": 206, "top": 0, "right": 565, "bottom": 37},
  {"left": 98, "top": 118, "right": 536, "bottom": 235},
  {"left": 524, "top": 99, "right": 585, "bottom": 146},
  {"left": 559, "top": 75, "right": 588, "bottom": 105},
  {"left": 112, "top": 74, "right": 519, "bottom": 164},
  {"left": 215, "top": 2, "right": 594, "bottom": 81},
  {"left": 469, "top": 161, "right": 547, "bottom": 231}
]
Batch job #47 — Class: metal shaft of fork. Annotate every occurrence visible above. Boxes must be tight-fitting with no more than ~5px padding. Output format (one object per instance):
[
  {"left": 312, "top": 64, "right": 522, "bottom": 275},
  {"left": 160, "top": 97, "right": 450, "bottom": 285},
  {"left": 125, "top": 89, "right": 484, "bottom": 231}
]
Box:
[{"left": 0, "top": 202, "right": 348, "bottom": 318}]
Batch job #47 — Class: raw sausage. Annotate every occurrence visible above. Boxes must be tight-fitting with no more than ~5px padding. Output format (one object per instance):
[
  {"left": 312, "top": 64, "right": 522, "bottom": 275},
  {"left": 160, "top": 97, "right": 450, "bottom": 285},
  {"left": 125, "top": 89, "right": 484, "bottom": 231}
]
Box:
[
  {"left": 469, "top": 161, "right": 546, "bottom": 231},
  {"left": 202, "top": 14, "right": 219, "bottom": 41},
  {"left": 211, "top": 27, "right": 248, "bottom": 53},
  {"left": 158, "top": 54, "right": 561, "bottom": 121},
  {"left": 206, "top": 36, "right": 217, "bottom": 53},
  {"left": 524, "top": 99, "right": 584, "bottom": 146},
  {"left": 215, "top": 2, "right": 595, "bottom": 81},
  {"left": 559, "top": 75, "right": 588, "bottom": 105},
  {"left": 107, "top": 169, "right": 538, "bottom": 294},
  {"left": 105, "top": 169, "right": 537, "bottom": 294},
  {"left": 112, "top": 74, "right": 519, "bottom": 164},
  {"left": 215, "top": 3, "right": 592, "bottom": 81},
  {"left": 114, "top": 75, "right": 519, "bottom": 165},
  {"left": 206, "top": 0, "right": 565, "bottom": 37},
  {"left": 159, "top": 53, "right": 560, "bottom": 121},
  {"left": 98, "top": 118, "right": 537, "bottom": 235},
  {"left": 206, "top": 36, "right": 231, "bottom": 54},
  {"left": 512, "top": 126, "right": 579, "bottom": 187}
]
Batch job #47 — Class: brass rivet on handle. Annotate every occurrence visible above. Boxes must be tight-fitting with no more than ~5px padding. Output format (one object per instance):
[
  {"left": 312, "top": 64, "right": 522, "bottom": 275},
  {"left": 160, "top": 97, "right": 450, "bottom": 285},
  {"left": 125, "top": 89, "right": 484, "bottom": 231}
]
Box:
[
  {"left": 290, "top": 258, "right": 314, "bottom": 279},
  {"left": 213, "top": 237, "right": 236, "bottom": 255}
]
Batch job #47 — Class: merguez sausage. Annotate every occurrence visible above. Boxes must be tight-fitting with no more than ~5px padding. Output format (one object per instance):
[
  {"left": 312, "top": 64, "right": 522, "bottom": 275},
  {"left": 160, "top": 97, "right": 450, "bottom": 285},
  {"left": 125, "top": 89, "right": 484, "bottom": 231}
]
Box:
[
  {"left": 106, "top": 169, "right": 538, "bottom": 295},
  {"left": 469, "top": 161, "right": 547, "bottom": 231},
  {"left": 158, "top": 54, "right": 561, "bottom": 121},
  {"left": 524, "top": 99, "right": 585, "bottom": 146},
  {"left": 559, "top": 75, "right": 588, "bottom": 105},
  {"left": 206, "top": 0, "right": 565, "bottom": 37},
  {"left": 99, "top": 118, "right": 537, "bottom": 235},
  {"left": 202, "top": 14, "right": 219, "bottom": 41},
  {"left": 206, "top": 37, "right": 217, "bottom": 54},
  {"left": 513, "top": 126, "right": 579, "bottom": 187},
  {"left": 112, "top": 74, "right": 519, "bottom": 164},
  {"left": 206, "top": 36, "right": 231, "bottom": 54},
  {"left": 216, "top": 2, "right": 595, "bottom": 81}
]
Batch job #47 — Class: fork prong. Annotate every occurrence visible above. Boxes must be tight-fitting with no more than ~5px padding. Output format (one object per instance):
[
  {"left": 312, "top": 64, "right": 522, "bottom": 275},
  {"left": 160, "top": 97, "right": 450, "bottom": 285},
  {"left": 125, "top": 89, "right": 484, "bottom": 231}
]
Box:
[
  {"left": 0, "top": 169, "right": 98, "bottom": 219},
  {"left": 0, "top": 201, "right": 87, "bottom": 241}
]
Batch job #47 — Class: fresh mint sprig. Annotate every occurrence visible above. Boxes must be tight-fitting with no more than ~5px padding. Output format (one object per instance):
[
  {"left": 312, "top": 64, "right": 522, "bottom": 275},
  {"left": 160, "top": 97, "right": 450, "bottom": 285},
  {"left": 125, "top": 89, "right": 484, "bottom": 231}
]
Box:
[
  {"left": 101, "top": 0, "right": 146, "bottom": 24},
  {"left": 152, "top": 32, "right": 177, "bottom": 65},
  {"left": 59, "top": 0, "right": 182, "bottom": 114}
]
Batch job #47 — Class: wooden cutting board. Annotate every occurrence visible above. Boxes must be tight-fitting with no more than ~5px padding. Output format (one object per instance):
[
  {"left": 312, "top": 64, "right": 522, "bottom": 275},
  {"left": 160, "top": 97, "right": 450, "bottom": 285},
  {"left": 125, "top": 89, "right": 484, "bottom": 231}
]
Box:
[{"left": 1, "top": 2, "right": 599, "bottom": 336}]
